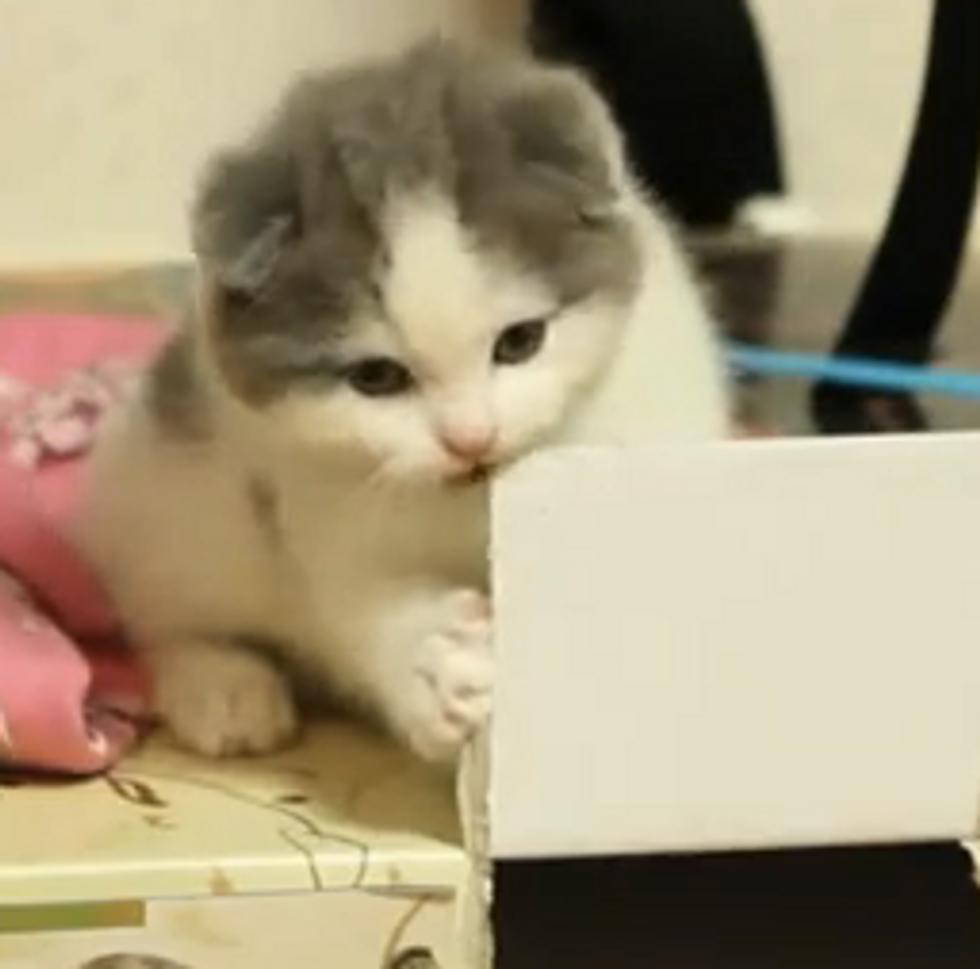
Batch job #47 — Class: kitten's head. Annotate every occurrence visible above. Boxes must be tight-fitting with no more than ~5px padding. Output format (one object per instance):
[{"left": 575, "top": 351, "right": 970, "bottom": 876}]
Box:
[{"left": 192, "top": 38, "right": 643, "bottom": 486}]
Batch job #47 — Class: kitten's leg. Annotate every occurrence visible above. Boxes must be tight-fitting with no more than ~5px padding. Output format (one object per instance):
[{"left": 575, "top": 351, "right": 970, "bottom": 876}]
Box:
[
  {"left": 354, "top": 588, "right": 493, "bottom": 765},
  {"left": 148, "top": 638, "right": 298, "bottom": 757}
]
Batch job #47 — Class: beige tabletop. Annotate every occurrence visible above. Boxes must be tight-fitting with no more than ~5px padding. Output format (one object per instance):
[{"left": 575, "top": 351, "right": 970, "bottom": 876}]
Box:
[{"left": 0, "top": 722, "right": 465, "bottom": 907}]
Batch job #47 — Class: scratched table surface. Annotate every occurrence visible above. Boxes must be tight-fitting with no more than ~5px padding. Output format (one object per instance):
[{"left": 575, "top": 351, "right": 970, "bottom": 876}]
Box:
[{"left": 0, "top": 723, "right": 464, "bottom": 906}]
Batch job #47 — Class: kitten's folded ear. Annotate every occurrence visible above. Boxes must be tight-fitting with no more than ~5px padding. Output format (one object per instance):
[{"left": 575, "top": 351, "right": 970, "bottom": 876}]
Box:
[
  {"left": 500, "top": 63, "right": 630, "bottom": 216},
  {"left": 191, "top": 145, "right": 301, "bottom": 299}
]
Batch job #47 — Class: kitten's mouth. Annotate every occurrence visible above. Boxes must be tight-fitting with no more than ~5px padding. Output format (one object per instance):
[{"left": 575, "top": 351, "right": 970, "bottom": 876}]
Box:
[{"left": 447, "top": 463, "right": 492, "bottom": 487}]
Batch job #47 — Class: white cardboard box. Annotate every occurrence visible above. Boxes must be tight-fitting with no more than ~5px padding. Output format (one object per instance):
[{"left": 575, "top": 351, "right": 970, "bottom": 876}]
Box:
[{"left": 490, "top": 433, "right": 980, "bottom": 859}]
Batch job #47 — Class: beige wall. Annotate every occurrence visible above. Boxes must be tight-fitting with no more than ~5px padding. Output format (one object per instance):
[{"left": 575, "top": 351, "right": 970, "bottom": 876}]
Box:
[
  {"left": 753, "top": 0, "right": 976, "bottom": 250},
  {"left": 0, "top": 0, "right": 518, "bottom": 267},
  {"left": 0, "top": 0, "right": 975, "bottom": 266}
]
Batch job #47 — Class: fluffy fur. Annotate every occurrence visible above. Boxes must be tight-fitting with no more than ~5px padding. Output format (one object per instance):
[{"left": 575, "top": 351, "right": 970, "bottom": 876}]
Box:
[{"left": 73, "top": 39, "right": 730, "bottom": 764}]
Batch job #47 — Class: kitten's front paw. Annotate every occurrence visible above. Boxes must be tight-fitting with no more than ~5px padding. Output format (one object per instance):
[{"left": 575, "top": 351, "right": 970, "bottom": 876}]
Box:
[
  {"left": 401, "top": 590, "right": 493, "bottom": 765},
  {"left": 154, "top": 642, "right": 298, "bottom": 758}
]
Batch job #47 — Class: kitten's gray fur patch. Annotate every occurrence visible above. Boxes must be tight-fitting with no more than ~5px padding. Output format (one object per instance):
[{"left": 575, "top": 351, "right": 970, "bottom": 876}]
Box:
[
  {"left": 145, "top": 332, "right": 211, "bottom": 439},
  {"left": 191, "top": 37, "right": 643, "bottom": 406}
]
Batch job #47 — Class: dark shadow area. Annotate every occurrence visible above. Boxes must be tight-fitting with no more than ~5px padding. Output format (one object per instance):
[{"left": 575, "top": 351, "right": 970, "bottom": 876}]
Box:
[{"left": 496, "top": 844, "right": 980, "bottom": 969}]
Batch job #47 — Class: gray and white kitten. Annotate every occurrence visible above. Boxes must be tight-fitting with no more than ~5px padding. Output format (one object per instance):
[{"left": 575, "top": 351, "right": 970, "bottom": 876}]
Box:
[{"left": 74, "top": 39, "right": 730, "bottom": 764}]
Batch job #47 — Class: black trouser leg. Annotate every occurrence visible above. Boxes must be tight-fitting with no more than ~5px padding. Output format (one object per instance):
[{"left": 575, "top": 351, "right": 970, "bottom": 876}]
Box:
[
  {"left": 813, "top": 0, "right": 980, "bottom": 434},
  {"left": 529, "top": 0, "right": 784, "bottom": 229}
]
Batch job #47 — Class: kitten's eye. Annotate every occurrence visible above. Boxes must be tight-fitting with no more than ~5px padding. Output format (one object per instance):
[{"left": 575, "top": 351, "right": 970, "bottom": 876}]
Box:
[
  {"left": 493, "top": 319, "right": 548, "bottom": 366},
  {"left": 344, "top": 357, "right": 414, "bottom": 397}
]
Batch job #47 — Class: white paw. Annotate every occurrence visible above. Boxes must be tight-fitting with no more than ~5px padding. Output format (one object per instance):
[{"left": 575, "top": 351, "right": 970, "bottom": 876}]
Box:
[
  {"left": 401, "top": 590, "right": 494, "bottom": 764},
  {"left": 154, "top": 642, "right": 298, "bottom": 758}
]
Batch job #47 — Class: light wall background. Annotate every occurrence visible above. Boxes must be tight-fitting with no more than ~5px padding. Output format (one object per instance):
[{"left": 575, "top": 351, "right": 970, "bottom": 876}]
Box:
[{"left": 0, "top": 0, "right": 975, "bottom": 267}]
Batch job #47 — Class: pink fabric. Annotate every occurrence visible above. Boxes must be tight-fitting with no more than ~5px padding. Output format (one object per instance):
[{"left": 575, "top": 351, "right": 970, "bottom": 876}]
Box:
[{"left": 0, "top": 312, "right": 164, "bottom": 775}]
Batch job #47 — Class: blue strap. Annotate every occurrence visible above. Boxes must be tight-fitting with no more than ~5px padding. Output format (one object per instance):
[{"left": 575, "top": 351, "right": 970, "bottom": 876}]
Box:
[{"left": 730, "top": 344, "right": 980, "bottom": 402}]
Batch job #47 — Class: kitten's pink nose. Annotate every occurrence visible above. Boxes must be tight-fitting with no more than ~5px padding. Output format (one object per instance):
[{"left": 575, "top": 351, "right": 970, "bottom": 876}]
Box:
[{"left": 440, "top": 425, "right": 497, "bottom": 463}]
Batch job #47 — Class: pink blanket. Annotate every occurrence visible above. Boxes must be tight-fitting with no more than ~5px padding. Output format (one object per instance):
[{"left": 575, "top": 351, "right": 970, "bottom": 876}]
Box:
[{"left": 0, "top": 311, "right": 164, "bottom": 775}]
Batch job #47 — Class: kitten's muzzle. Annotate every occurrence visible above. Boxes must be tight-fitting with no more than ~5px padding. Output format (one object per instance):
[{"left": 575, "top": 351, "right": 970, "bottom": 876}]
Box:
[
  {"left": 439, "top": 425, "right": 497, "bottom": 464},
  {"left": 438, "top": 424, "right": 498, "bottom": 485}
]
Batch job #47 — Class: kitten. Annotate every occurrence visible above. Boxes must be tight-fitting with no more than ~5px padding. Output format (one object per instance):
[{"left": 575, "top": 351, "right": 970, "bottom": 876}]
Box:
[{"left": 74, "top": 39, "right": 730, "bottom": 764}]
